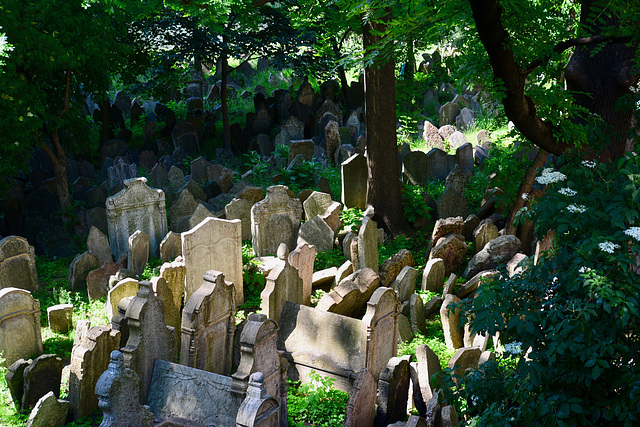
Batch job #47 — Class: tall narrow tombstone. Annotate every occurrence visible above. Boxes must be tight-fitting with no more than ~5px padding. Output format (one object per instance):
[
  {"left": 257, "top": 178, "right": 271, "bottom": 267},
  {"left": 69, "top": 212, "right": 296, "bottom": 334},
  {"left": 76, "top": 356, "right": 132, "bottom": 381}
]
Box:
[
  {"left": 225, "top": 198, "right": 254, "bottom": 241},
  {"left": 169, "top": 188, "right": 198, "bottom": 233},
  {"left": 6, "top": 359, "right": 31, "bottom": 409},
  {"left": 87, "top": 262, "right": 122, "bottom": 301},
  {"left": 86, "top": 227, "right": 113, "bottom": 267},
  {"left": 421, "top": 258, "right": 445, "bottom": 292},
  {"left": 182, "top": 217, "right": 243, "bottom": 305},
  {"left": 159, "top": 257, "right": 186, "bottom": 317},
  {"left": 251, "top": 185, "right": 303, "bottom": 256},
  {"left": 68, "top": 252, "right": 99, "bottom": 291},
  {"left": 121, "top": 281, "right": 178, "bottom": 402},
  {"left": 288, "top": 242, "right": 316, "bottom": 306},
  {"left": 260, "top": 244, "right": 303, "bottom": 323},
  {"left": 425, "top": 148, "right": 450, "bottom": 182},
  {"left": 159, "top": 231, "right": 181, "bottom": 262},
  {"left": 363, "top": 287, "right": 400, "bottom": 381},
  {"left": 0, "top": 236, "right": 38, "bottom": 292},
  {"left": 68, "top": 324, "right": 121, "bottom": 420},
  {"left": 151, "top": 277, "right": 181, "bottom": 346},
  {"left": 415, "top": 344, "right": 441, "bottom": 403},
  {"left": 127, "top": 230, "right": 149, "bottom": 277},
  {"left": 358, "top": 216, "right": 379, "bottom": 273},
  {"left": 344, "top": 369, "right": 376, "bottom": 427},
  {"left": 181, "top": 271, "right": 236, "bottom": 375},
  {"left": 106, "top": 177, "right": 167, "bottom": 259},
  {"left": 440, "top": 294, "right": 463, "bottom": 350},
  {"left": 106, "top": 278, "right": 138, "bottom": 320},
  {"left": 341, "top": 154, "right": 367, "bottom": 210},
  {"left": 375, "top": 357, "right": 411, "bottom": 427},
  {"left": 0, "top": 288, "right": 42, "bottom": 367}
]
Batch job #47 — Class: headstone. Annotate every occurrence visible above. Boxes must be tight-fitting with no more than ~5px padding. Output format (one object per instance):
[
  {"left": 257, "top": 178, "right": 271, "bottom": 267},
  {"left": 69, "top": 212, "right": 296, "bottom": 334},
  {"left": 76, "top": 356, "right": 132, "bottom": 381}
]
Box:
[
  {"left": 251, "top": 185, "right": 303, "bottom": 256},
  {"left": 415, "top": 344, "right": 441, "bottom": 402},
  {"left": 68, "top": 324, "right": 121, "bottom": 420},
  {"left": 47, "top": 304, "right": 73, "bottom": 334},
  {"left": 121, "top": 281, "right": 178, "bottom": 402},
  {"left": 344, "top": 369, "right": 376, "bottom": 427},
  {"left": 464, "top": 235, "right": 521, "bottom": 278},
  {"left": 87, "top": 260, "right": 121, "bottom": 302},
  {"left": 167, "top": 165, "right": 186, "bottom": 189},
  {"left": 325, "top": 120, "right": 341, "bottom": 165},
  {"left": 341, "top": 154, "right": 367, "bottom": 210},
  {"left": 185, "top": 203, "right": 217, "bottom": 230},
  {"left": 159, "top": 231, "right": 182, "bottom": 262},
  {"left": 261, "top": 244, "right": 303, "bottom": 323},
  {"left": 288, "top": 139, "right": 315, "bottom": 164},
  {"left": 442, "top": 405, "right": 459, "bottom": 427},
  {"left": 455, "top": 143, "right": 474, "bottom": 173},
  {"left": 22, "top": 354, "right": 63, "bottom": 410},
  {"left": 25, "top": 391, "right": 69, "bottom": 427},
  {"left": 302, "top": 191, "right": 333, "bottom": 221},
  {"left": 107, "top": 158, "right": 138, "bottom": 188},
  {"left": 68, "top": 252, "right": 99, "bottom": 291},
  {"left": 182, "top": 217, "right": 243, "bottom": 305},
  {"left": 6, "top": 358, "right": 31, "bottom": 409},
  {"left": 0, "top": 288, "right": 43, "bottom": 367},
  {"left": 190, "top": 156, "right": 211, "bottom": 184},
  {"left": 149, "top": 163, "right": 168, "bottom": 189},
  {"left": 425, "top": 148, "right": 450, "bottom": 182},
  {"left": 438, "top": 102, "right": 460, "bottom": 126},
  {"left": 106, "top": 177, "right": 167, "bottom": 259},
  {"left": 288, "top": 242, "right": 316, "bottom": 306},
  {"left": 94, "top": 350, "right": 154, "bottom": 426},
  {"left": 429, "top": 234, "right": 467, "bottom": 278},
  {"left": 440, "top": 294, "right": 463, "bottom": 350},
  {"left": 447, "top": 131, "right": 468, "bottom": 149},
  {"left": 297, "top": 215, "right": 334, "bottom": 253},
  {"left": 159, "top": 257, "right": 186, "bottom": 318},
  {"left": 379, "top": 249, "right": 415, "bottom": 287},
  {"left": 316, "top": 268, "right": 380, "bottom": 318},
  {"left": 235, "top": 372, "right": 280, "bottom": 427},
  {"left": 409, "top": 294, "right": 427, "bottom": 335},
  {"left": 437, "top": 166, "right": 468, "bottom": 219},
  {"left": 319, "top": 201, "right": 342, "bottom": 238},
  {"left": 127, "top": 230, "right": 149, "bottom": 277},
  {"left": 402, "top": 151, "right": 429, "bottom": 186},
  {"left": 87, "top": 226, "right": 113, "bottom": 266},
  {"left": 422, "top": 121, "right": 445, "bottom": 150},
  {"left": 376, "top": 357, "right": 410, "bottom": 426},
  {"left": 181, "top": 271, "right": 235, "bottom": 375},
  {"left": 421, "top": 258, "right": 445, "bottom": 292},
  {"left": 225, "top": 198, "right": 254, "bottom": 241},
  {"left": 394, "top": 266, "right": 417, "bottom": 303},
  {"left": 397, "top": 314, "right": 413, "bottom": 342},
  {"left": 358, "top": 216, "right": 379, "bottom": 273}
]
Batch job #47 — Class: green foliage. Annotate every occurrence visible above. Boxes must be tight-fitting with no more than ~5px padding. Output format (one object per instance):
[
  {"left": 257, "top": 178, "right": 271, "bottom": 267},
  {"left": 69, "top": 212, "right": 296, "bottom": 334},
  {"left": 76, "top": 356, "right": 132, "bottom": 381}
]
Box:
[
  {"left": 310, "top": 289, "right": 326, "bottom": 306},
  {"left": 378, "top": 228, "right": 430, "bottom": 272},
  {"left": 242, "top": 151, "right": 272, "bottom": 189},
  {"left": 274, "top": 144, "right": 289, "bottom": 159},
  {"left": 0, "top": 355, "right": 28, "bottom": 426},
  {"left": 398, "top": 318, "right": 455, "bottom": 370},
  {"left": 317, "top": 166, "right": 342, "bottom": 202},
  {"left": 402, "top": 184, "right": 432, "bottom": 224},
  {"left": 274, "top": 160, "right": 323, "bottom": 194},
  {"left": 425, "top": 180, "right": 445, "bottom": 203},
  {"left": 339, "top": 207, "right": 363, "bottom": 232},
  {"left": 287, "top": 371, "right": 349, "bottom": 427},
  {"left": 454, "top": 152, "right": 640, "bottom": 425},
  {"left": 140, "top": 257, "right": 163, "bottom": 281},
  {"left": 314, "top": 247, "right": 345, "bottom": 272},
  {"left": 239, "top": 242, "right": 265, "bottom": 314}
]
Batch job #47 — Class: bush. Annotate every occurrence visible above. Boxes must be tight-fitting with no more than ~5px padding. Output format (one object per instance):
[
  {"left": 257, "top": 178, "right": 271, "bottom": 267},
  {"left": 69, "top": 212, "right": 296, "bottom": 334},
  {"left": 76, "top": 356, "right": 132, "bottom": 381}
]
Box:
[{"left": 287, "top": 371, "right": 349, "bottom": 427}]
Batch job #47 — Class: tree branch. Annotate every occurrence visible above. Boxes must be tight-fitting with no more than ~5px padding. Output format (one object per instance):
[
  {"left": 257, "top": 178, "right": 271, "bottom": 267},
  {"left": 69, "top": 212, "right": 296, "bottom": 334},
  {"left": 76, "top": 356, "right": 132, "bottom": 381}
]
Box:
[
  {"left": 58, "top": 67, "right": 71, "bottom": 119},
  {"left": 524, "top": 35, "right": 633, "bottom": 75}
]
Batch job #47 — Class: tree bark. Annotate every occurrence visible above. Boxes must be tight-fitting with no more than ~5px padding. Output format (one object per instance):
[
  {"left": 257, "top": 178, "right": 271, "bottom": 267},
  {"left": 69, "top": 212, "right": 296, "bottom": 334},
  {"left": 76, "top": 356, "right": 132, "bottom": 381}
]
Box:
[{"left": 363, "top": 8, "right": 411, "bottom": 236}]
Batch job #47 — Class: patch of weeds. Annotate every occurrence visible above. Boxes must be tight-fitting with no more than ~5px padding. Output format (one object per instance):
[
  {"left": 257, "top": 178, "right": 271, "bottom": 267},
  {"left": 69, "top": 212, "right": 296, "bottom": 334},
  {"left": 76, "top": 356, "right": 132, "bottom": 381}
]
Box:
[
  {"left": 398, "top": 317, "right": 455, "bottom": 370},
  {"left": 314, "top": 248, "right": 345, "bottom": 272},
  {"left": 402, "top": 184, "right": 433, "bottom": 224},
  {"left": 317, "top": 166, "right": 341, "bottom": 202},
  {"left": 287, "top": 371, "right": 349, "bottom": 427},
  {"left": 425, "top": 180, "right": 445, "bottom": 202},
  {"left": 140, "top": 257, "right": 163, "bottom": 281},
  {"left": 0, "top": 355, "right": 28, "bottom": 426},
  {"left": 310, "top": 289, "right": 326, "bottom": 307},
  {"left": 42, "top": 333, "right": 74, "bottom": 361},
  {"left": 417, "top": 290, "right": 440, "bottom": 305},
  {"left": 339, "top": 207, "right": 363, "bottom": 233},
  {"left": 239, "top": 242, "right": 265, "bottom": 315}
]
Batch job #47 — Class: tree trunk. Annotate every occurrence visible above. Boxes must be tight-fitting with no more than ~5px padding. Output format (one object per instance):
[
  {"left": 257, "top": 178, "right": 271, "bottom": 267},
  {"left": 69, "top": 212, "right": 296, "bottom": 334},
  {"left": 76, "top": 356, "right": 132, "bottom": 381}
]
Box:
[
  {"left": 363, "top": 8, "right": 411, "bottom": 236},
  {"left": 42, "top": 130, "right": 70, "bottom": 222},
  {"left": 565, "top": 0, "right": 639, "bottom": 162},
  {"left": 221, "top": 36, "right": 231, "bottom": 151},
  {"left": 331, "top": 38, "right": 351, "bottom": 109}
]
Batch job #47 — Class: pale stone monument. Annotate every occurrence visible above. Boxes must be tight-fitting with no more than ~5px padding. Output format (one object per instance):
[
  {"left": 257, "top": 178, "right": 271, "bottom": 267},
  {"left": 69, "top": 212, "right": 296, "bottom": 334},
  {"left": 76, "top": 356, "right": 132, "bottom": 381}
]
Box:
[
  {"left": 0, "top": 288, "right": 42, "bottom": 367},
  {"left": 251, "top": 185, "right": 302, "bottom": 256},
  {"left": 358, "top": 216, "right": 379, "bottom": 273},
  {"left": 260, "top": 244, "right": 303, "bottom": 323},
  {"left": 341, "top": 153, "right": 367, "bottom": 210},
  {"left": 127, "top": 230, "right": 149, "bottom": 277},
  {"left": 288, "top": 242, "right": 316, "bottom": 306},
  {"left": 0, "top": 236, "right": 38, "bottom": 292}
]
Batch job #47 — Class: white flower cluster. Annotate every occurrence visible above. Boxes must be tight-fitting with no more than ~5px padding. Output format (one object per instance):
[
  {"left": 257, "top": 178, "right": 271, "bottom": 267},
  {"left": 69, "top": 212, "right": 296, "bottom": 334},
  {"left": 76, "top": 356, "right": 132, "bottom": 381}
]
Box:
[
  {"left": 578, "top": 266, "right": 591, "bottom": 274},
  {"left": 521, "top": 193, "right": 529, "bottom": 200},
  {"left": 581, "top": 160, "right": 597, "bottom": 169},
  {"left": 536, "top": 168, "right": 567, "bottom": 185},
  {"left": 504, "top": 341, "right": 523, "bottom": 355},
  {"left": 566, "top": 204, "right": 586, "bottom": 213},
  {"left": 598, "top": 241, "right": 620, "bottom": 253},
  {"left": 624, "top": 227, "right": 640, "bottom": 242},
  {"left": 558, "top": 187, "right": 577, "bottom": 196}
]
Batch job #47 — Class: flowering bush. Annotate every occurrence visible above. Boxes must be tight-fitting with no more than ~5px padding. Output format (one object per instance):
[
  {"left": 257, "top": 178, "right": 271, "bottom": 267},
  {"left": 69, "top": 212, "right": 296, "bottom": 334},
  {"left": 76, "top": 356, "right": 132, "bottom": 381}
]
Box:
[{"left": 454, "top": 152, "right": 640, "bottom": 425}]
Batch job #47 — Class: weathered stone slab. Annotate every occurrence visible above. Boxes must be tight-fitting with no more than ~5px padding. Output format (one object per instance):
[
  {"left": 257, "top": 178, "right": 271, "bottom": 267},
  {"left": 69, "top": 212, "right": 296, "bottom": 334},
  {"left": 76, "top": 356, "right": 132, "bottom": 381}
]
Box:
[
  {"left": 425, "top": 148, "right": 450, "bottom": 182},
  {"left": 379, "top": 249, "right": 415, "bottom": 288},
  {"left": 182, "top": 217, "right": 243, "bottom": 305},
  {"left": 409, "top": 294, "right": 427, "bottom": 335},
  {"left": 302, "top": 191, "right": 333, "bottom": 221},
  {"left": 225, "top": 198, "right": 254, "bottom": 241},
  {"left": 25, "top": 391, "right": 69, "bottom": 427},
  {"left": 22, "top": 354, "right": 63, "bottom": 411},
  {"left": 421, "top": 258, "right": 445, "bottom": 292},
  {"left": 6, "top": 358, "right": 30, "bottom": 409},
  {"left": 261, "top": 244, "right": 303, "bottom": 323},
  {"left": 151, "top": 276, "right": 182, "bottom": 346},
  {"left": 169, "top": 188, "right": 198, "bottom": 233},
  {"left": 341, "top": 154, "right": 367, "bottom": 210},
  {"left": 47, "top": 304, "right": 73, "bottom": 334},
  {"left": 358, "top": 216, "right": 379, "bottom": 273},
  {"left": 86, "top": 227, "right": 113, "bottom": 267},
  {"left": 416, "top": 344, "right": 441, "bottom": 402},
  {"left": 0, "top": 236, "right": 39, "bottom": 293},
  {"left": 464, "top": 235, "right": 521, "bottom": 278},
  {"left": 159, "top": 257, "right": 186, "bottom": 317},
  {"left": 69, "top": 252, "right": 99, "bottom": 291},
  {"left": 316, "top": 268, "right": 380, "bottom": 318},
  {"left": 159, "top": 231, "right": 182, "bottom": 262},
  {"left": 288, "top": 242, "right": 316, "bottom": 306},
  {"left": 297, "top": 215, "right": 334, "bottom": 253},
  {"left": 344, "top": 369, "right": 376, "bottom": 427},
  {"left": 402, "top": 151, "right": 429, "bottom": 186},
  {"left": 394, "top": 266, "right": 417, "bottom": 303},
  {"left": 106, "top": 278, "right": 138, "bottom": 320},
  {"left": 376, "top": 357, "right": 410, "bottom": 426},
  {"left": 87, "top": 262, "right": 123, "bottom": 301},
  {"left": 235, "top": 372, "right": 280, "bottom": 427},
  {"left": 0, "top": 288, "right": 42, "bottom": 367},
  {"left": 251, "top": 185, "right": 302, "bottom": 256},
  {"left": 440, "top": 294, "right": 463, "bottom": 350},
  {"left": 127, "top": 230, "right": 149, "bottom": 277},
  {"left": 429, "top": 234, "right": 467, "bottom": 278}
]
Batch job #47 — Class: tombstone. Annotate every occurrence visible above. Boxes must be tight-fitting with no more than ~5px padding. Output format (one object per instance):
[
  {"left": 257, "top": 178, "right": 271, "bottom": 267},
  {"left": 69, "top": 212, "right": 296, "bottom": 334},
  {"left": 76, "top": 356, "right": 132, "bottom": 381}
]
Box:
[
  {"left": 25, "top": 391, "right": 69, "bottom": 427},
  {"left": 423, "top": 121, "right": 445, "bottom": 150},
  {"left": 225, "top": 198, "right": 254, "bottom": 241},
  {"left": 440, "top": 294, "right": 463, "bottom": 350},
  {"left": 159, "top": 231, "right": 181, "bottom": 262},
  {"left": 107, "top": 158, "right": 138, "bottom": 188},
  {"left": 68, "top": 252, "right": 99, "bottom": 291},
  {"left": 6, "top": 358, "right": 30, "bottom": 409},
  {"left": 474, "top": 219, "right": 499, "bottom": 253},
  {"left": 87, "top": 227, "right": 113, "bottom": 266},
  {"left": 297, "top": 215, "right": 334, "bottom": 253},
  {"left": 302, "top": 191, "right": 333, "bottom": 221},
  {"left": 185, "top": 203, "right": 217, "bottom": 230},
  {"left": 121, "top": 281, "right": 178, "bottom": 402},
  {"left": 182, "top": 217, "right": 243, "bottom": 305},
  {"left": 429, "top": 234, "right": 467, "bottom": 278},
  {"left": 94, "top": 351, "right": 154, "bottom": 426},
  {"left": 421, "top": 258, "right": 445, "bottom": 292},
  {"left": 442, "top": 405, "right": 459, "bottom": 426},
  {"left": 437, "top": 166, "right": 468, "bottom": 219},
  {"left": 335, "top": 260, "right": 354, "bottom": 284},
  {"left": 0, "top": 288, "right": 43, "bottom": 367},
  {"left": 167, "top": 165, "right": 186, "bottom": 190},
  {"left": 190, "top": 156, "right": 211, "bottom": 184},
  {"left": 22, "top": 354, "right": 63, "bottom": 411},
  {"left": 159, "top": 257, "right": 187, "bottom": 317},
  {"left": 68, "top": 324, "right": 121, "bottom": 420},
  {"left": 464, "top": 235, "right": 521, "bottom": 279},
  {"left": 344, "top": 369, "right": 376, "bottom": 427},
  {"left": 316, "top": 268, "right": 381, "bottom": 318},
  {"left": 47, "top": 304, "right": 73, "bottom": 334},
  {"left": 341, "top": 154, "right": 367, "bottom": 210},
  {"left": 106, "top": 177, "right": 167, "bottom": 260},
  {"left": 181, "top": 271, "right": 235, "bottom": 375},
  {"left": 235, "top": 372, "right": 280, "bottom": 427},
  {"left": 397, "top": 314, "right": 413, "bottom": 342},
  {"left": 251, "top": 185, "right": 303, "bottom": 256},
  {"left": 375, "top": 357, "right": 410, "bottom": 427},
  {"left": 439, "top": 102, "right": 460, "bottom": 126},
  {"left": 409, "top": 294, "right": 427, "bottom": 335},
  {"left": 425, "top": 148, "right": 450, "bottom": 182},
  {"left": 127, "top": 230, "right": 149, "bottom": 277},
  {"left": 288, "top": 242, "right": 316, "bottom": 306},
  {"left": 379, "top": 249, "right": 415, "bottom": 287},
  {"left": 319, "top": 201, "right": 342, "bottom": 238},
  {"left": 288, "top": 139, "right": 315, "bottom": 165},
  {"left": 394, "top": 266, "right": 417, "bottom": 303},
  {"left": 455, "top": 143, "right": 474, "bottom": 173},
  {"left": 151, "top": 276, "right": 181, "bottom": 346},
  {"left": 0, "top": 237, "right": 38, "bottom": 292},
  {"left": 358, "top": 216, "right": 379, "bottom": 273},
  {"left": 447, "top": 131, "right": 468, "bottom": 149},
  {"left": 402, "top": 151, "right": 429, "bottom": 186},
  {"left": 415, "top": 344, "right": 441, "bottom": 402},
  {"left": 260, "top": 244, "right": 303, "bottom": 323}
]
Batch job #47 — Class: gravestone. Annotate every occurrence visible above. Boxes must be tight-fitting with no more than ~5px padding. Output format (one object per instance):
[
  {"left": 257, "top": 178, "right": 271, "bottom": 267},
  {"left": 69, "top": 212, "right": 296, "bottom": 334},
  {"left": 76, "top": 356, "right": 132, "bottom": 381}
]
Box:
[
  {"left": 421, "top": 258, "right": 445, "bottom": 292},
  {"left": 47, "top": 304, "right": 73, "bottom": 334},
  {"left": 429, "top": 234, "right": 467, "bottom": 278},
  {"left": 86, "top": 227, "right": 113, "bottom": 266},
  {"left": 341, "top": 154, "right": 367, "bottom": 210},
  {"left": 22, "top": 354, "right": 63, "bottom": 411},
  {"left": 94, "top": 351, "right": 154, "bottom": 426},
  {"left": 159, "top": 257, "right": 186, "bottom": 317},
  {"left": 379, "top": 249, "right": 415, "bottom": 287},
  {"left": 182, "top": 217, "right": 243, "bottom": 305},
  {"left": 6, "top": 358, "right": 30, "bottom": 409},
  {"left": 302, "top": 191, "right": 333, "bottom": 221},
  {"left": 121, "top": 281, "right": 178, "bottom": 402},
  {"left": 0, "top": 236, "right": 38, "bottom": 292},
  {"left": 107, "top": 158, "right": 137, "bottom": 188},
  {"left": 25, "top": 391, "right": 69, "bottom": 427},
  {"left": 225, "top": 198, "right": 254, "bottom": 241},
  {"left": 159, "top": 231, "right": 181, "bottom": 262},
  {"left": 344, "top": 369, "right": 376, "bottom": 427},
  {"left": 464, "top": 235, "right": 521, "bottom": 279},
  {"left": 68, "top": 324, "right": 121, "bottom": 420},
  {"left": 474, "top": 219, "right": 499, "bottom": 253},
  {"left": 127, "top": 230, "right": 149, "bottom": 277},
  {"left": 437, "top": 166, "right": 468, "bottom": 220},
  {"left": 325, "top": 120, "right": 341, "bottom": 165},
  {"left": 288, "top": 140, "right": 315, "bottom": 164},
  {"left": 190, "top": 156, "right": 211, "bottom": 184},
  {"left": 68, "top": 252, "right": 99, "bottom": 291},
  {"left": 151, "top": 277, "right": 181, "bottom": 347},
  {"left": 297, "top": 215, "right": 334, "bottom": 253},
  {"left": 316, "top": 268, "right": 380, "bottom": 318},
  {"left": 106, "top": 278, "right": 138, "bottom": 320},
  {"left": 167, "top": 165, "right": 186, "bottom": 189},
  {"left": 439, "top": 102, "right": 460, "bottom": 126},
  {"left": 402, "top": 151, "right": 429, "bottom": 186},
  {"left": 410, "top": 294, "right": 427, "bottom": 335},
  {"left": 449, "top": 347, "right": 482, "bottom": 380},
  {"left": 455, "top": 143, "right": 474, "bottom": 173},
  {"left": 394, "top": 266, "right": 417, "bottom": 303},
  {"left": 181, "top": 271, "right": 236, "bottom": 375},
  {"left": 358, "top": 216, "right": 379, "bottom": 273},
  {"left": 320, "top": 201, "right": 342, "bottom": 238},
  {"left": 440, "top": 294, "right": 463, "bottom": 350},
  {"left": 288, "top": 242, "right": 316, "bottom": 306},
  {"left": 376, "top": 357, "right": 410, "bottom": 427},
  {"left": 261, "top": 244, "right": 303, "bottom": 323},
  {"left": 149, "top": 163, "right": 168, "bottom": 189},
  {"left": 0, "top": 288, "right": 43, "bottom": 367},
  {"left": 251, "top": 185, "right": 303, "bottom": 256},
  {"left": 106, "top": 177, "right": 167, "bottom": 259},
  {"left": 416, "top": 344, "right": 441, "bottom": 402},
  {"left": 235, "top": 372, "right": 280, "bottom": 427},
  {"left": 425, "top": 148, "right": 450, "bottom": 182}
]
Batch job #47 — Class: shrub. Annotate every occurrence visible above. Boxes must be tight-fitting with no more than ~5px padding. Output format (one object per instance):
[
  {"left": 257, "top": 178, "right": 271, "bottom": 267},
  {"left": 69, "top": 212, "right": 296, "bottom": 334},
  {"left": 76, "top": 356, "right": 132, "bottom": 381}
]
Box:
[{"left": 287, "top": 371, "right": 349, "bottom": 427}]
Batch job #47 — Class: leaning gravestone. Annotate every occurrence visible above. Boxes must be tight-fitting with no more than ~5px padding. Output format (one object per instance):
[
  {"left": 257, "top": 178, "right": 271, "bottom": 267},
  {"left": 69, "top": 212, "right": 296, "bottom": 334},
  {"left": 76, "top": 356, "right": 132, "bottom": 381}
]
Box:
[
  {"left": 251, "top": 185, "right": 302, "bottom": 256},
  {"left": 260, "top": 244, "right": 303, "bottom": 323},
  {"left": 22, "top": 354, "right": 63, "bottom": 411},
  {"left": 182, "top": 217, "right": 243, "bottom": 305},
  {"left": 297, "top": 215, "right": 334, "bottom": 253},
  {"left": 159, "top": 257, "right": 186, "bottom": 318},
  {"left": 341, "top": 154, "right": 367, "bottom": 210},
  {"left": 0, "top": 288, "right": 43, "bottom": 367},
  {"left": 151, "top": 277, "right": 182, "bottom": 346},
  {"left": 225, "top": 198, "right": 254, "bottom": 241},
  {"left": 394, "top": 266, "right": 417, "bottom": 303},
  {"left": 106, "top": 177, "right": 167, "bottom": 259},
  {"left": 415, "top": 344, "right": 441, "bottom": 402},
  {"left": 288, "top": 242, "right": 316, "bottom": 306},
  {"left": 344, "top": 369, "right": 376, "bottom": 427},
  {"left": 86, "top": 226, "right": 113, "bottom": 267},
  {"left": 0, "top": 236, "right": 39, "bottom": 292},
  {"left": 106, "top": 278, "right": 138, "bottom": 320},
  {"left": 421, "top": 258, "right": 445, "bottom": 292},
  {"left": 402, "top": 151, "right": 429, "bottom": 186},
  {"left": 440, "top": 294, "right": 463, "bottom": 350},
  {"left": 181, "top": 271, "right": 236, "bottom": 375},
  {"left": 127, "top": 230, "right": 149, "bottom": 277},
  {"left": 68, "top": 252, "right": 99, "bottom": 291},
  {"left": 25, "top": 391, "right": 69, "bottom": 427},
  {"left": 302, "top": 191, "right": 333, "bottom": 221},
  {"left": 375, "top": 357, "right": 411, "bottom": 427},
  {"left": 159, "top": 231, "right": 181, "bottom": 263},
  {"left": 358, "top": 216, "right": 379, "bottom": 273}
]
